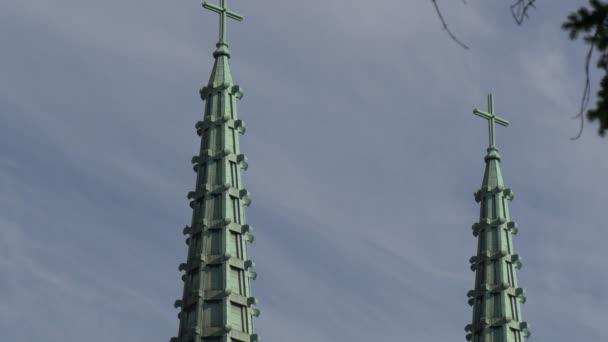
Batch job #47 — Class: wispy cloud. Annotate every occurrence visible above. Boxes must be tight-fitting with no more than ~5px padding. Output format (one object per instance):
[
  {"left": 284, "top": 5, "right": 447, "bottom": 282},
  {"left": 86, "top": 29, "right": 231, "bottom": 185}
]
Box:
[{"left": 1, "top": 0, "right": 606, "bottom": 341}]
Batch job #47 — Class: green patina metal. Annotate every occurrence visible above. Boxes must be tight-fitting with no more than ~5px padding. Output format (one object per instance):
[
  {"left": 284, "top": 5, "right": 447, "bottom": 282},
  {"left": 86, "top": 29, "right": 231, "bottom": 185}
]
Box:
[
  {"left": 203, "top": 0, "right": 243, "bottom": 45},
  {"left": 171, "top": 2, "right": 259, "bottom": 342},
  {"left": 465, "top": 94, "right": 530, "bottom": 342},
  {"left": 473, "top": 95, "right": 509, "bottom": 148}
]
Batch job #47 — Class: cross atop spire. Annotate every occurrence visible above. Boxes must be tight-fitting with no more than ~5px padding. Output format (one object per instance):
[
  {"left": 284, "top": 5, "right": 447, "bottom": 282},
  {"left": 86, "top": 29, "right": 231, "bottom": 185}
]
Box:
[
  {"left": 473, "top": 94, "right": 510, "bottom": 148},
  {"left": 203, "top": 0, "right": 243, "bottom": 45}
]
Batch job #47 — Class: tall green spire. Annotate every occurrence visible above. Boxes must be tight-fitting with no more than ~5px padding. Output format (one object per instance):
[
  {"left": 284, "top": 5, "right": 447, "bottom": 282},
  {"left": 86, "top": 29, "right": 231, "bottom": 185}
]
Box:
[
  {"left": 465, "top": 94, "right": 530, "bottom": 342},
  {"left": 171, "top": 2, "right": 260, "bottom": 342}
]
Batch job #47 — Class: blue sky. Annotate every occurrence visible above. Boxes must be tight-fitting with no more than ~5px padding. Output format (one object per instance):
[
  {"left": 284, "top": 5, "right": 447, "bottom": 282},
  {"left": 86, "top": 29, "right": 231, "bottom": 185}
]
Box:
[{"left": 1, "top": 0, "right": 607, "bottom": 341}]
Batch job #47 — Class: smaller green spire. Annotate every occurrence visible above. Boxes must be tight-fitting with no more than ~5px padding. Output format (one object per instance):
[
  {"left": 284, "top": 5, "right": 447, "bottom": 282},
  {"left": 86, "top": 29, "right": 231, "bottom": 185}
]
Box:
[
  {"left": 203, "top": 0, "right": 243, "bottom": 45},
  {"left": 466, "top": 94, "right": 530, "bottom": 342},
  {"left": 473, "top": 94, "right": 510, "bottom": 148}
]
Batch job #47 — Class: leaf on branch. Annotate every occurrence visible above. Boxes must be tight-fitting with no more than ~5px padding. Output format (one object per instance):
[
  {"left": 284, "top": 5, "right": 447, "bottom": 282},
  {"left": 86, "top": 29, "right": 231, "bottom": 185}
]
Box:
[{"left": 562, "top": 0, "right": 608, "bottom": 138}]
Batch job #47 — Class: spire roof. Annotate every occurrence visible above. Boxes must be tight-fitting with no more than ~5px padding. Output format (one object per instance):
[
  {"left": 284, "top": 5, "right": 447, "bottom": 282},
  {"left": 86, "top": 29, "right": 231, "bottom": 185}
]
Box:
[
  {"left": 203, "top": 0, "right": 242, "bottom": 87},
  {"left": 465, "top": 94, "right": 530, "bottom": 342},
  {"left": 207, "top": 48, "right": 234, "bottom": 87},
  {"left": 171, "top": 2, "right": 259, "bottom": 342}
]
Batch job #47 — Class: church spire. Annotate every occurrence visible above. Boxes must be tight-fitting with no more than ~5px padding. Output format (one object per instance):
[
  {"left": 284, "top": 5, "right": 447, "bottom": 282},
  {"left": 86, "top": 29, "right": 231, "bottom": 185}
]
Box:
[
  {"left": 465, "top": 94, "right": 530, "bottom": 342},
  {"left": 171, "top": 1, "right": 260, "bottom": 342}
]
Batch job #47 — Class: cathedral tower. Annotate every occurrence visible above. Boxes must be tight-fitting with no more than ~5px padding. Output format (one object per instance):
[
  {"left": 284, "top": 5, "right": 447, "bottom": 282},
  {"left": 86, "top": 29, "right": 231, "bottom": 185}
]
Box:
[
  {"left": 465, "top": 94, "right": 530, "bottom": 342},
  {"left": 171, "top": 2, "right": 260, "bottom": 341}
]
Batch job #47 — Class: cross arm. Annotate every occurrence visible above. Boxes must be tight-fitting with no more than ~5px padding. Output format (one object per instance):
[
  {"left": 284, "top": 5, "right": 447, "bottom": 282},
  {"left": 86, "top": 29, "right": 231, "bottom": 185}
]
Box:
[
  {"left": 202, "top": 2, "right": 244, "bottom": 21},
  {"left": 473, "top": 109, "right": 510, "bottom": 127}
]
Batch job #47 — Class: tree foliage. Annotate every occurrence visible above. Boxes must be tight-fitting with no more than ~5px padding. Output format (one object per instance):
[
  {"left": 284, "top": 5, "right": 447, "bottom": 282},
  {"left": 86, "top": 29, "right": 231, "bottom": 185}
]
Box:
[
  {"left": 432, "top": 0, "right": 608, "bottom": 138},
  {"left": 563, "top": 0, "right": 608, "bottom": 137}
]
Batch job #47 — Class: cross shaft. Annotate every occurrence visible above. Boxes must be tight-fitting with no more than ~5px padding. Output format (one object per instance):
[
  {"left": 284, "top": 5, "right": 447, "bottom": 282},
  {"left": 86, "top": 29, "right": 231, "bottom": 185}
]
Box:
[
  {"left": 203, "top": 0, "right": 243, "bottom": 44},
  {"left": 473, "top": 94, "right": 510, "bottom": 147}
]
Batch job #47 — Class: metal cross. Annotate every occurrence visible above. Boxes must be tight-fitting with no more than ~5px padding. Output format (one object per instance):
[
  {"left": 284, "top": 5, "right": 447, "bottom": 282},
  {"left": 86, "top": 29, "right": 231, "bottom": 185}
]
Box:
[
  {"left": 203, "top": 0, "right": 243, "bottom": 44},
  {"left": 473, "top": 94, "right": 510, "bottom": 147}
]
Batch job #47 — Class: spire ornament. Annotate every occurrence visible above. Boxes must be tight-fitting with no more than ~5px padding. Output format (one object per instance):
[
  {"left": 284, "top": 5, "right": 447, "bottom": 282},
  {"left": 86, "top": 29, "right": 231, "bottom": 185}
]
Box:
[
  {"left": 473, "top": 94, "right": 510, "bottom": 162},
  {"left": 203, "top": 0, "right": 243, "bottom": 45},
  {"left": 473, "top": 94, "right": 510, "bottom": 148}
]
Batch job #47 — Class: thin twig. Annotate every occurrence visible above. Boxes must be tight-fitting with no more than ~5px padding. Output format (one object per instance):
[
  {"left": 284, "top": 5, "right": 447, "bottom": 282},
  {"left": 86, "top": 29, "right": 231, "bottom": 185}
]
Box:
[
  {"left": 510, "top": 0, "right": 537, "bottom": 26},
  {"left": 571, "top": 31, "right": 597, "bottom": 140},
  {"left": 430, "top": 0, "right": 470, "bottom": 50}
]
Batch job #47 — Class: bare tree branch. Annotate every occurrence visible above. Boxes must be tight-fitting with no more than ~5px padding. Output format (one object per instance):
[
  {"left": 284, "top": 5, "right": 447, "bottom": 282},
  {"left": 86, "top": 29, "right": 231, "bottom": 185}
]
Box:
[
  {"left": 430, "top": 0, "right": 470, "bottom": 50},
  {"left": 571, "top": 30, "right": 597, "bottom": 140},
  {"left": 511, "top": 0, "right": 537, "bottom": 26}
]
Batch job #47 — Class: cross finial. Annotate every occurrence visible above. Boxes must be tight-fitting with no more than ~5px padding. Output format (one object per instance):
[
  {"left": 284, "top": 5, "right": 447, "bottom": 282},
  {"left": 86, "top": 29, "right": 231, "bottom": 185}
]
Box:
[
  {"left": 203, "top": 0, "right": 243, "bottom": 45},
  {"left": 473, "top": 94, "right": 510, "bottom": 147}
]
